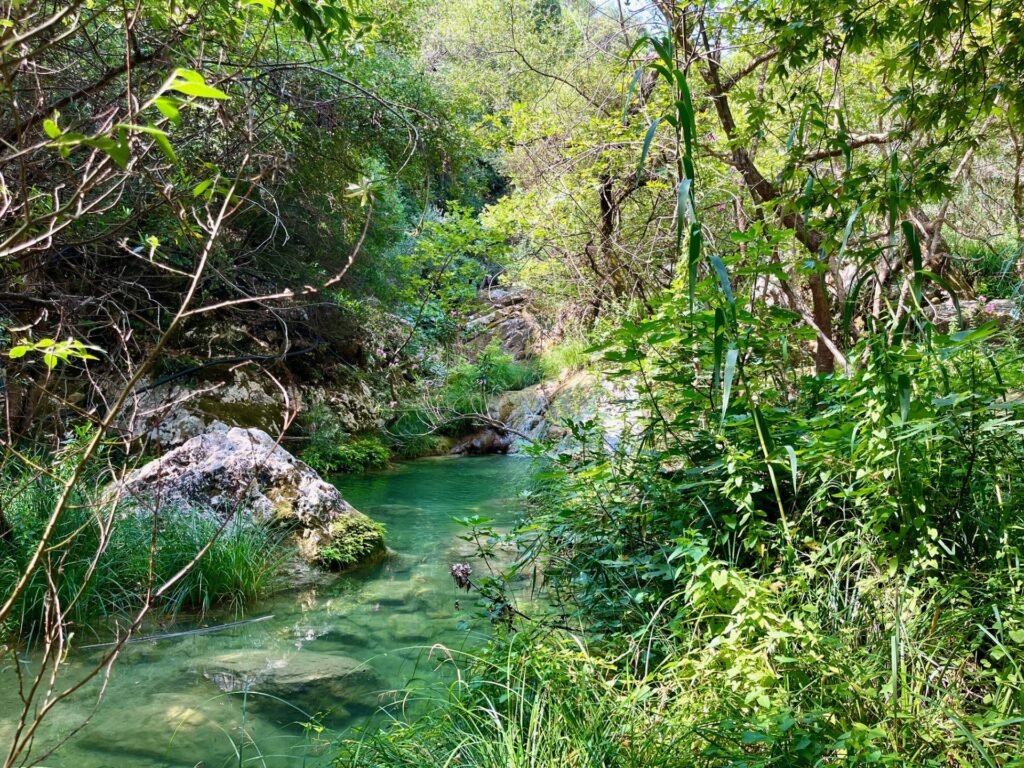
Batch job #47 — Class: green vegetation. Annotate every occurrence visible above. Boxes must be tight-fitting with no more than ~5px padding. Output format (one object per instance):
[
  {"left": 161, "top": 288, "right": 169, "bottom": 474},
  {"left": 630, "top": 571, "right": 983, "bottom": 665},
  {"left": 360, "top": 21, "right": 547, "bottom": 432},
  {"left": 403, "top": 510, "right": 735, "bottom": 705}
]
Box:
[
  {"left": 0, "top": 470, "right": 284, "bottom": 635},
  {"left": 301, "top": 405, "right": 392, "bottom": 473},
  {"left": 538, "top": 337, "right": 591, "bottom": 379},
  {"left": 316, "top": 515, "right": 388, "bottom": 571},
  {"left": 3, "top": 0, "right": 1024, "bottom": 764},
  {"left": 343, "top": 1, "right": 1024, "bottom": 766},
  {"left": 390, "top": 341, "right": 541, "bottom": 453}
]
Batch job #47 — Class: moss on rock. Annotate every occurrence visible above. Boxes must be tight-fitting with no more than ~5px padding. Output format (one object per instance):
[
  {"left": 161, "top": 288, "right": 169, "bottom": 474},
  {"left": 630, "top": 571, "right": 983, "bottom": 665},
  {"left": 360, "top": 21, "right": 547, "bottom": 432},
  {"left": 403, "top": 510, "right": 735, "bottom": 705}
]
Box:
[{"left": 315, "top": 513, "right": 387, "bottom": 570}]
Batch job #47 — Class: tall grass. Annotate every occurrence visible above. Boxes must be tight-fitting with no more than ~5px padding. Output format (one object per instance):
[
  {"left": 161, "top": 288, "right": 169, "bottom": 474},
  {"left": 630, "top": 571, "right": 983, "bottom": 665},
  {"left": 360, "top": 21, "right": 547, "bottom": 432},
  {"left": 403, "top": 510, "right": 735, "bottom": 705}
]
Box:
[
  {"left": 336, "top": 633, "right": 690, "bottom": 768},
  {"left": 0, "top": 473, "right": 286, "bottom": 638},
  {"left": 538, "top": 336, "right": 591, "bottom": 379},
  {"left": 339, "top": 568, "right": 1024, "bottom": 767},
  {"left": 341, "top": 314, "right": 1024, "bottom": 767}
]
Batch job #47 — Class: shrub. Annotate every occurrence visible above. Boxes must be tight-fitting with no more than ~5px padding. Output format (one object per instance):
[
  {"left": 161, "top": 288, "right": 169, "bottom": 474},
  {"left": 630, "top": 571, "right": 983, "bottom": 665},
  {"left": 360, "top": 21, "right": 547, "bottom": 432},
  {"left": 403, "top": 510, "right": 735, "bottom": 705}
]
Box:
[
  {"left": 355, "top": 289, "right": 1024, "bottom": 768},
  {"left": 305, "top": 435, "right": 391, "bottom": 474},
  {"left": 539, "top": 337, "right": 590, "bottom": 378},
  {"left": 389, "top": 341, "right": 541, "bottom": 450},
  {"left": 300, "top": 403, "right": 392, "bottom": 473}
]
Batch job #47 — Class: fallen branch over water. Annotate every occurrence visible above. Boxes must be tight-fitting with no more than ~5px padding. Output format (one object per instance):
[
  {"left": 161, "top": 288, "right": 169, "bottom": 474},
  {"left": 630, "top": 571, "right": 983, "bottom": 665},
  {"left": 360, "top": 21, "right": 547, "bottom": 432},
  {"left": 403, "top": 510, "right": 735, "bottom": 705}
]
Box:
[{"left": 78, "top": 615, "right": 274, "bottom": 650}]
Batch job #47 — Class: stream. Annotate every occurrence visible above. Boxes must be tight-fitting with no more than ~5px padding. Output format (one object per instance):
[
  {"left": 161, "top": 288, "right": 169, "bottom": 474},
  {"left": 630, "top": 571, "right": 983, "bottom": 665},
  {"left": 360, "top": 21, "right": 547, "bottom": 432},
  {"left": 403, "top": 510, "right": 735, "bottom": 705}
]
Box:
[{"left": 0, "top": 456, "right": 538, "bottom": 767}]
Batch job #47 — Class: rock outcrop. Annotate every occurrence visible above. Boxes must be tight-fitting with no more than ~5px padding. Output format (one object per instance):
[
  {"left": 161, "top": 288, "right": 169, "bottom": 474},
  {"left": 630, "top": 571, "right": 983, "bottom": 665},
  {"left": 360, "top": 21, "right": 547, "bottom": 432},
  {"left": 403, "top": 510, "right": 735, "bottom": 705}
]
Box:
[
  {"left": 927, "top": 297, "right": 1021, "bottom": 332},
  {"left": 465, "top": 287, "right": 546, "bottom": 361},
  {"left": 111, "top": 425, "right": 384, "bottom": 567},
  {"left": 450, "top": 371, "right": 643, "bottom": 456},
  {"left": 131, "top": 368, "right": 384, "bottom": 449}
]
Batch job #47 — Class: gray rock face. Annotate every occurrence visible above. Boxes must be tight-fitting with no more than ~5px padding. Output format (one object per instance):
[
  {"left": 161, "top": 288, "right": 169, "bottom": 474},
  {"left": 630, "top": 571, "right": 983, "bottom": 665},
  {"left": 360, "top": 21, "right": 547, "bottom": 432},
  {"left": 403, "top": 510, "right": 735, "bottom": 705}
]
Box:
[
  {"left": 111, "top": 425, "right": 382, "bottom": 563},
  {"left": 465, "top": 287, "right": 544, "bottom": 360},
  {"left": 130, "top": 368, "right": 385, "bottom": 449},
  {"left": 928, "top": 298, "right": 1021, "bottom": 332},
  {"left": 450, "top": 371, "right": 643, "bottom": 456}
]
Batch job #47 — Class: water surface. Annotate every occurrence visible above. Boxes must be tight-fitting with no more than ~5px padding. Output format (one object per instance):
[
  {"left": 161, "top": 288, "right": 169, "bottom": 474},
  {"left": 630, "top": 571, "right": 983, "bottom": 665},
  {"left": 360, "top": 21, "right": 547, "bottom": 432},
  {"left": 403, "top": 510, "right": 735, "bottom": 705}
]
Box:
[{"left": 0, "top": 456, "right": 536, "bottom": 767}]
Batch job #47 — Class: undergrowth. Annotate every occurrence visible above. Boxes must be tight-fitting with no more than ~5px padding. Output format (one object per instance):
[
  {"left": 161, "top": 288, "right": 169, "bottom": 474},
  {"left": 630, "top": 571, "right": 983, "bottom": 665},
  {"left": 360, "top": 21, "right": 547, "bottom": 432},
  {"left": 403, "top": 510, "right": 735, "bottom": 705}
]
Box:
[
  {"left": 337, "top": 286, "right": 1024, "bottom": 767},
  {"left": 300, "top": 404, "right": 393, "bottom": 473},
  {"left": 390, "top": 340, "right": 541, "bottom": 454}
]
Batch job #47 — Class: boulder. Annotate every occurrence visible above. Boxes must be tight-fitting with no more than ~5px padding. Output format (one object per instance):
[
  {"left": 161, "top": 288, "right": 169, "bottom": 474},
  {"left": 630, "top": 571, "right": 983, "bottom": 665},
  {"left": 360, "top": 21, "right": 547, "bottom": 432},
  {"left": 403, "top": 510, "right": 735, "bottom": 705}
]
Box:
[
  {"left": 111, "top": 425, "right": 384, "bottom": 567},
  {"left": 451, "top": 427, "right": 515, "bottom": 455},
  {"left": 130, "top": 368, "right": 385, "bottom": 449},
  {"left": 927, "top": 297, "right": 1021, "bottom": 332},
  {"left": 449, "top": 371, "right": 643, "bottom": 456}
]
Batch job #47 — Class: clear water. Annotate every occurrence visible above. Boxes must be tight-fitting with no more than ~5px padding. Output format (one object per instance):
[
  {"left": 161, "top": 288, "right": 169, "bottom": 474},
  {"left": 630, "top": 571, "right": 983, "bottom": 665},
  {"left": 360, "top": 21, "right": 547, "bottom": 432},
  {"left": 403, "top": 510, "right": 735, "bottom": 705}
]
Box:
[{"left": 0, "top": 456, "right": 538, "bottom": 767}]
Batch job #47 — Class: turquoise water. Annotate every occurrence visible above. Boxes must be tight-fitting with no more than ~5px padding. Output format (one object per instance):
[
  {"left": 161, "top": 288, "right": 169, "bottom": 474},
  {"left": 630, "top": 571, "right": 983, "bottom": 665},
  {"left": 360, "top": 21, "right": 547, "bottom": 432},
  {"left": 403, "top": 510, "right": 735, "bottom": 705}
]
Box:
[{"left": 0, "top": 456, "right": 538, "bottom": 767}]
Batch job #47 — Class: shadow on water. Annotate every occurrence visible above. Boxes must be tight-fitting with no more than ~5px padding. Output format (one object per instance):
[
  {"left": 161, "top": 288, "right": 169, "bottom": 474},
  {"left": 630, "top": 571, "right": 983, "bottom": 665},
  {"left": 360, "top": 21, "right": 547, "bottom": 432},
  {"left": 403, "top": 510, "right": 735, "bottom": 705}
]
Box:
[{"left": 0, "top": 455, "right": 539, "bottom": 768}]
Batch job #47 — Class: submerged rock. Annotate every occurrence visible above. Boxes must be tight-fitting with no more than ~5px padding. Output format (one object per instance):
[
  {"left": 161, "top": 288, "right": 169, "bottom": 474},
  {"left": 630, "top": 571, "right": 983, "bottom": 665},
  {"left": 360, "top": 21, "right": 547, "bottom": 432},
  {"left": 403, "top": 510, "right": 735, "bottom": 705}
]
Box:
[
  {"left": 201, "top": 650, "right": 383, "bottom": 725},
  {"left": 110, "top": 425, "right": 384, "bottom": 566}
]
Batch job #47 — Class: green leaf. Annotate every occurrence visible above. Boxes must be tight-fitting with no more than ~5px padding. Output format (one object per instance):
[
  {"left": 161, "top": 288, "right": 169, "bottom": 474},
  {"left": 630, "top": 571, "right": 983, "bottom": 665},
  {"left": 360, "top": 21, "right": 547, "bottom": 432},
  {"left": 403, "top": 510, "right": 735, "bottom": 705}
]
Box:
[
  {"left": 154, "top": 97, "right": 181, "bottom": 127},
  {"left": 117, "top": 124, "right": 176, "bottom": 163},
  {"left": 843, "top": 268, "right": 874, "bottom": 345},
  {"left": 898, "top": 373, "right": 910, "bottom": 423},
  {"left": 43, "top": 118, "right": 61, "bottom": 139},
  {"left": 712, "top": 308, "right": 724, "bottom": 401},
  {"left": 687, "top": 222, "right": 702, "bottom": 311},
  {"left": 674, "top": 70, "right": 697, "bottom": 159},
  {"left": 622, "top": 67, "right": 645, "bottom": 125},
  {"left": 753, "top": 406, "right": 775, "bottom": 454},
  {"left": 637, "top": 117, "right": 661, "bottom": 177},
  {"left": 902, "top": 221, "right": 922, "bottom": 307},
  {"left": 917, "top": 269, "right": 961, "bottom": 326},
  {"left": 675, "top": 178, "right": 692, "bottom": 262},
  {"left": 838, "top": 205, "right": 863, "bottom": 262},
  {"left": 169, "top": 69, "right": 228, "bottom": 100},
  {"left": 721, "top": 347, "right": 738, "bottom": 425},
  {"left": 192, "top": 179, "right": 213, "bottom": 197},
  {"left": 784, "top": 444, "right": 798, "bottom": 492},
  {"left": 709, "top": 254, "right": 735, "bottom": 313}
]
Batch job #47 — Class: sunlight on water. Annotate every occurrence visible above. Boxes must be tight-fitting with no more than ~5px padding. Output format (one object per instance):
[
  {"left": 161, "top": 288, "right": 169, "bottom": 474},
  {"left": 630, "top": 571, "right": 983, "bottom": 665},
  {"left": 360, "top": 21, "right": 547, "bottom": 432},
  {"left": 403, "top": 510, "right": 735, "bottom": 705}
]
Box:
[{"left": 0, "top": 456, "right": 538, "bottom": 767}]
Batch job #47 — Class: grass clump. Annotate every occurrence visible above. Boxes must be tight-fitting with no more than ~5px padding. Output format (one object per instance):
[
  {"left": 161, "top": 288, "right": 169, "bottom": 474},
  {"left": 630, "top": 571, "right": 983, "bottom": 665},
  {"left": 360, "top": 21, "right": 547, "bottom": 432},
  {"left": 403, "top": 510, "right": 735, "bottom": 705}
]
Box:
[
  {"left": 538, "top": 336, "right": 590, "bottom": 378},
  {"left": 0, "top": 470, "right": 286, "bottom": 638}
]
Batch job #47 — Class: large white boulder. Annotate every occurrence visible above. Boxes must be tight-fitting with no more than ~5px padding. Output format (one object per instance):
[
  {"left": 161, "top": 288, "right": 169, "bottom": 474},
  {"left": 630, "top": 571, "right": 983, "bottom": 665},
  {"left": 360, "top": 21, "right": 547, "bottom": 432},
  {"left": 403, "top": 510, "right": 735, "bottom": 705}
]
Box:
[{"left": 112, "top": 425, "right": 384, "bottom": 567}]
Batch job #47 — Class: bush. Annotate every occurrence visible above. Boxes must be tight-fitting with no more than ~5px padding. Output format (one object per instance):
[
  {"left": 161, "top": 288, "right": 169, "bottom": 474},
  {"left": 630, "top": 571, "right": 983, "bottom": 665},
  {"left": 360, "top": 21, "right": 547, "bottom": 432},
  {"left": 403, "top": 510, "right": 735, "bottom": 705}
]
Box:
[
  {"left": 305, "top": 434, "right": 391, "bottom": 474},
  {"left": 389, "top": 341, "right": 542, "bottom": 450},
  {"left": 539, "top": 336, "right": 591, "bottom": 378},
  {"left": 300, "top": 404, "right": 392, "bottom": 473},
  {"left": 352, "top": 286, "right": 1024, "bottom": 767}
]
